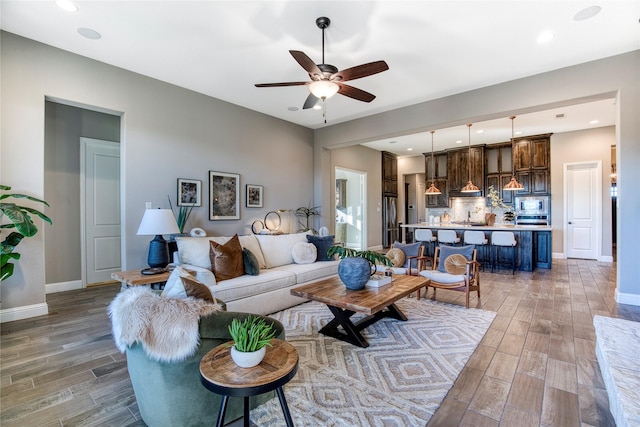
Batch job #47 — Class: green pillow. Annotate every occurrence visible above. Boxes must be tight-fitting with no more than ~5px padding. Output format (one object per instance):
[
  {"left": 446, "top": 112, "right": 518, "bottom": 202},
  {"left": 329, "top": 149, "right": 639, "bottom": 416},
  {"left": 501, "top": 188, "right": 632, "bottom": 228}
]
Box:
[
  {"left": 437, "top": 245, "right": 474, "bottom": 272},
  {"left": 242, "top": 248, "right": 260, "bottom": 276}
]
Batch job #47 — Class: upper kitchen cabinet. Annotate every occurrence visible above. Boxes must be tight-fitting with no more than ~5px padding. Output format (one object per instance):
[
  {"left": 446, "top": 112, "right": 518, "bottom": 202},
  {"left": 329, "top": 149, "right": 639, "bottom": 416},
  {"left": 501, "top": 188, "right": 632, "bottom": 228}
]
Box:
[
  {"left": 424, "top": 151, "right": 449, "bottom": 207},
  {"left": 485, "top": 142, "right": 514, "bottom": 205},
  {"left": 512, "top": 134, "right": 551, "bottom": 195},
  {"left": 448, "top": 146, "right": 485, "bottom": 194},
  {"left": 382, "top": 151, "right": 398, "bottom": 196}
]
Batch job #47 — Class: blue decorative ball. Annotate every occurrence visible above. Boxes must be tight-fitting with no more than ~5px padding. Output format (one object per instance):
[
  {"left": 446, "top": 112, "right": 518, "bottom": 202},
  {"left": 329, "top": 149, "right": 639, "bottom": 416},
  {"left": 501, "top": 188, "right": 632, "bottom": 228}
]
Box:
[{"left": 338, "top": 257, "right": 371, "bottom": 290}]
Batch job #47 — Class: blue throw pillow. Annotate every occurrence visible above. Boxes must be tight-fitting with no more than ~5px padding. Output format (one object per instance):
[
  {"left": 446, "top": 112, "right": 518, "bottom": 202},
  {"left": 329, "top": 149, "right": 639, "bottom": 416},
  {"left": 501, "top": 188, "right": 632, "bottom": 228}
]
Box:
[
  {"left": 307, "top": 235, "right": 335, "bottom": 261},
  {"left": 437, "top": 245, "right": 474, "bottom": 272},
  {"left": 393, "top": 241, "right": 421, "bottom": 268},
  {"left": 242, "top": 248, "right": 260, "bottom": 276}
]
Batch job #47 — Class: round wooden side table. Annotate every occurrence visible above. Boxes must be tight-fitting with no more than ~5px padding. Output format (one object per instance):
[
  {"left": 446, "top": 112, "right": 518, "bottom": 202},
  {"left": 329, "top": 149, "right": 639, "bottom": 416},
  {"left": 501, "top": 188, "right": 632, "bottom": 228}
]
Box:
[{"left": 199, "top": 338, "right": 298, "bottom": 427}]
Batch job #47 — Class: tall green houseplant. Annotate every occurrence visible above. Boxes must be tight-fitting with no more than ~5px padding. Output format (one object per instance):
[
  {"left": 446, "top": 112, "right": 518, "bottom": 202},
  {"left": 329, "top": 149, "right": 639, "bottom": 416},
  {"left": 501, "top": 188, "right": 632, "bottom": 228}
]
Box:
[{"left": 1, "top": 185, "right": 53, "bottom": 281}]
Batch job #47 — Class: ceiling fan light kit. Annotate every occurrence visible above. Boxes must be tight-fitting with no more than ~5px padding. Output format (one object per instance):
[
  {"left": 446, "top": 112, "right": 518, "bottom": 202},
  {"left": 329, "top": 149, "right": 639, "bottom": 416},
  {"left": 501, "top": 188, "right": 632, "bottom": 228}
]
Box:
[
  {"left": 461, "top": 123, "right": 480, "bottom": 193},
  {"left": 503, "top": 116, "right": 525, "bottom": 191},
  {"left": 255, "top": 17, "right": 389, "bottom": 122}
]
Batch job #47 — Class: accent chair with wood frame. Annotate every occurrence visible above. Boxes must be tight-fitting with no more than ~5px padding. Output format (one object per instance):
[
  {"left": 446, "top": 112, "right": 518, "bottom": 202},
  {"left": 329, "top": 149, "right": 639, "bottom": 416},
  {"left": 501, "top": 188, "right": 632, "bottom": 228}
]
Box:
[{"left": 418, "top": 245, "right": 481, "bottom": 308}]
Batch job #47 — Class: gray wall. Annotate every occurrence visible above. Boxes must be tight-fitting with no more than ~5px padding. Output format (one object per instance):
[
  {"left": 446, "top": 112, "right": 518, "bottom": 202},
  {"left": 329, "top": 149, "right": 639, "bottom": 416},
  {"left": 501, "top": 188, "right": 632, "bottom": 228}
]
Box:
[
  {"left": 314, "top": 51, "right": 639, "bottom": 304},
  {"left": 1, "top": 32, "right": 313, "bottom": 312},
  {"left": 550, "top": 126, "right": 615, "bottom": 258},
  {"left": 44, "top": 102, "right": 121, "bottom": 284}
]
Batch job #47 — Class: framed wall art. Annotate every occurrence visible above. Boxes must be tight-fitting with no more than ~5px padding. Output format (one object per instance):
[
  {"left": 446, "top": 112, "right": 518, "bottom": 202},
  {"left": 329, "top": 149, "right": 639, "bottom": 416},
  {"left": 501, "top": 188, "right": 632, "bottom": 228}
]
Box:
[
  {"left": 209, "top": 171, "right": 240, "bottom": 220},
  {"left": 177, "top": 178, "right": 202, "bottom": 206},
  {"left": 246, "top": 184, "right": 263, "bottom": 208}
]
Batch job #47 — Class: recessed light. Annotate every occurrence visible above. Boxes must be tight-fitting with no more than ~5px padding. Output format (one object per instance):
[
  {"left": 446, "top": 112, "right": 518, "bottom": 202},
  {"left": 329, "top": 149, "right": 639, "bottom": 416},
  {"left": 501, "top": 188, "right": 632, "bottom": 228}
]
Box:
[
  {"left": 574, "top": 6, "right": 601, "bottom": 21},
  {"left": 56, "top": 0, "right": 78, "bottom": 12},
  {"left": 287, "top": 107, "right": 299, "bottom": 111},
  {"left": 590, "top": 119, "right": 600, "bottom": 124},
  {"left": 455, "top": 140, "right": 462, "bottom": 144},
  {"left": 407, "top": 148, "right": 413, "bottom": 151},
  {"left": 515, "top": 131, "right": 522, "bottom": 135},
  {"left": 537, "top": 30, "right": 556, "bottom": 44},
  {"left": 476, "top": 130, "right": 484, "bottom": 134},
  {"left": 77, "top": 28, "right": 101, "bottom": 40}
]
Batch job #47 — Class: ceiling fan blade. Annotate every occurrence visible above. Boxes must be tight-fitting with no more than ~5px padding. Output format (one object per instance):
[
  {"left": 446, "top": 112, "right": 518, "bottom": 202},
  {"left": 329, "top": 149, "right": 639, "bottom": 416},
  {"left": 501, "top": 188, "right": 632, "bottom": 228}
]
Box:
[
  {"left": 337, "top": 83, "right": 376, "bottom": 103},
  {"left": 303, "top": 93, "right": 320, "bottom": 109},
  {"left": 332, "top": 61, "right": 389, "bottom": 82},
  {"left": 255, "top": 82, "right": 309, "bottom": 87},
  {"left": 289, "top": 50, "right": 323, "bottom": 78}
]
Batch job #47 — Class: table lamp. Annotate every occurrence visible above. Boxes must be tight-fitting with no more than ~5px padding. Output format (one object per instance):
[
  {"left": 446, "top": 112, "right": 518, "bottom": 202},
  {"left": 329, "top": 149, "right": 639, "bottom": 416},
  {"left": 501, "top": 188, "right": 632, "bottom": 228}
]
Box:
[{"left": 136, "top": 208, "right": 180, "bottom": 273}]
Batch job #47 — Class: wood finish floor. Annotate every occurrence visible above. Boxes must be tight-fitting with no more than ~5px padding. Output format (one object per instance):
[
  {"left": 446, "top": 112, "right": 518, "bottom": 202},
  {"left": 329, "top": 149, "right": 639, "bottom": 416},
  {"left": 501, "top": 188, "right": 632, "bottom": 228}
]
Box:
[{"left": 1, "top": 258, "right": 639, "bottom": 426}]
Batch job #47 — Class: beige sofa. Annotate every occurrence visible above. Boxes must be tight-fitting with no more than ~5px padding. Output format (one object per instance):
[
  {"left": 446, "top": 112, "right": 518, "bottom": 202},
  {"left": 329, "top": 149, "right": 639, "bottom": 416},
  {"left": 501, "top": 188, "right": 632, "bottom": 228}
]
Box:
[{"left": 174, "top": 232, "right": 339, "bottom": 315}]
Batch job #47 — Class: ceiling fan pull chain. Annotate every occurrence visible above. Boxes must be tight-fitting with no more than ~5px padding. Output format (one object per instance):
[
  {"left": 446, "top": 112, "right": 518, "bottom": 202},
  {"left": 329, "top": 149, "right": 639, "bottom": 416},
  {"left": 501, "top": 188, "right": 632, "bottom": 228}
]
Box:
[{"left": 323, "top": 99, "right": 327, "bottom": 124}]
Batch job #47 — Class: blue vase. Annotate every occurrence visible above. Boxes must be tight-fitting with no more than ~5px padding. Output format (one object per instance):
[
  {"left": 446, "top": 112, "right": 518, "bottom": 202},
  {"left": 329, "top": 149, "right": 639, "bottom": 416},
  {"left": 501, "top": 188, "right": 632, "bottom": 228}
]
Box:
[{"left": 338, "top": 257, "right": 372, "bottom": 290}]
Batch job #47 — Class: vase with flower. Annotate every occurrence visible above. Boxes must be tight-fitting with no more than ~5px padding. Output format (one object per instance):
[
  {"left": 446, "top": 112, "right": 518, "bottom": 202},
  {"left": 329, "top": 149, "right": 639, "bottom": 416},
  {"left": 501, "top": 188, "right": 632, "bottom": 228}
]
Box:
[{"left": 486, "top": 185, "right": 509, "bottom": 226}]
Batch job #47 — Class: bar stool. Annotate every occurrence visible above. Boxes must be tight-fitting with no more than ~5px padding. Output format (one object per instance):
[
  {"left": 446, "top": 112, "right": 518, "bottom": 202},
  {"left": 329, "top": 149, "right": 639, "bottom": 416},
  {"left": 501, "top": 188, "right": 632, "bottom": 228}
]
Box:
[
  {"left": 437, "top": 230, "right": 460, "bottom": 246},
  {"left": 464, "top": 230, "right": 488, "bottom": 270},
  {"left": 415, "top": 229, "right": 437, "bottom": 257},
  {"left": 491, "top": 231, "right": 517, "bottom": 274}
]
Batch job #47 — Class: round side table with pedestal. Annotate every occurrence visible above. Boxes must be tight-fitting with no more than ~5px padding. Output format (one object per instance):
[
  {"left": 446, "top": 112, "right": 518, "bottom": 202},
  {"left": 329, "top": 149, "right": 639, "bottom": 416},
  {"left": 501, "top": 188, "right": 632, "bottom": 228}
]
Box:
[{"left": 199, "top": 338, "right": 298, "bottom": 427}]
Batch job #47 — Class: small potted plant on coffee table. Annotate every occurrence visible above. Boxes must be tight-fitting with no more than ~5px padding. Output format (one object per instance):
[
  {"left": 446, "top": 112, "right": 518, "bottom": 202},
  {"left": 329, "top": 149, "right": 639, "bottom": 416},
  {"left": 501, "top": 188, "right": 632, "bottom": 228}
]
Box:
[{"left": 228, "top": 316, "right": 277, "bottom": 368}]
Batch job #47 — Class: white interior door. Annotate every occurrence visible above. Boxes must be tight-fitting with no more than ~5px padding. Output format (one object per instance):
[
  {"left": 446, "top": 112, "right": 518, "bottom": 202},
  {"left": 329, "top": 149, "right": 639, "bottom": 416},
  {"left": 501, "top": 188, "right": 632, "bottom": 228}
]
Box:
[
  {"left": 565, "top": 161, "right": 601, "bottom": 260},
  {"left": 81, "top": 138, "right": 121, "bottom": 285},
  {"left": 335, "top": 167, "right": 367, "bottom": 250}
]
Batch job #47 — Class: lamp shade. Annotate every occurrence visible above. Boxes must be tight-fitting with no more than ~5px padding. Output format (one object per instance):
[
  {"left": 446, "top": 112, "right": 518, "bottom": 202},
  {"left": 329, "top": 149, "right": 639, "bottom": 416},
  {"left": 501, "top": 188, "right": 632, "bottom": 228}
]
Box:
[
  {"left": 309, "top": 80, "right": 339, "bottom": 99},
  {"left": 136, "top": 209, "right": 180, "bottom": 236}
]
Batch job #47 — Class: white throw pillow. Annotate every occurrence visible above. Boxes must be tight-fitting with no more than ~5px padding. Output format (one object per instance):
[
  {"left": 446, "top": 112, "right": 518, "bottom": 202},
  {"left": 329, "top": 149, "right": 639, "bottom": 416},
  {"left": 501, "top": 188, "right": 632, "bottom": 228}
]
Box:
[
  {"left": 292, "top": 242, "right": 317, "bottom": 264},
  {"left": 255, "top": 232, "right": 310, "bottom": 268}
]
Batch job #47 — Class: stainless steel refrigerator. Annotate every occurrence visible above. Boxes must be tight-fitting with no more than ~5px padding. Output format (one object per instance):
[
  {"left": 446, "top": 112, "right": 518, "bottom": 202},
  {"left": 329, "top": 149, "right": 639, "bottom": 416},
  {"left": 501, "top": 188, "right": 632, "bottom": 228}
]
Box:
[{"left": 382, "top": 196, "right": 398, "bottom": 248}]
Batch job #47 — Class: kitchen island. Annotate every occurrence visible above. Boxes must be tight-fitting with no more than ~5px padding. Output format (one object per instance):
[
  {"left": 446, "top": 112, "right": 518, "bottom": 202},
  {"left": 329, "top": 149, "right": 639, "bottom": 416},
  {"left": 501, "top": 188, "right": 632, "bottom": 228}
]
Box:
[{"left": 401, "top": 222, "right": 552, "bottom": 271}]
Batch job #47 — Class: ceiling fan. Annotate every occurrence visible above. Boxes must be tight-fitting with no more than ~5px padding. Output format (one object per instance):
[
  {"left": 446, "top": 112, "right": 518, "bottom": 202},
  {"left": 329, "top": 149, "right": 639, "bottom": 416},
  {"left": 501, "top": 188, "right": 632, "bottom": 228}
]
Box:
[{"left": 255, "top": 17, "right": 389, "bottom": 111}]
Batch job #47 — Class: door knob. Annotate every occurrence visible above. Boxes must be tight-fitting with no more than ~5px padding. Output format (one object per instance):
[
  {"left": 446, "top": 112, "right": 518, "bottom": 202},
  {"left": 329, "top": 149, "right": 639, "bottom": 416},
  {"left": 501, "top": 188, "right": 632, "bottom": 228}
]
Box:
[{"left": 568, "top": 221, "right": 572, "bottom": 224}]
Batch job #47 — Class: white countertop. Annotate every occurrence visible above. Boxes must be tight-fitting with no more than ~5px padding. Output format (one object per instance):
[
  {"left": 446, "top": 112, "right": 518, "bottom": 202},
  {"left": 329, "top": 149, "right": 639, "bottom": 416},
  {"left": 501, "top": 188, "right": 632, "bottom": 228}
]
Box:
[{"left": 402, "top": 223, "right": 552, "bottom": 231}]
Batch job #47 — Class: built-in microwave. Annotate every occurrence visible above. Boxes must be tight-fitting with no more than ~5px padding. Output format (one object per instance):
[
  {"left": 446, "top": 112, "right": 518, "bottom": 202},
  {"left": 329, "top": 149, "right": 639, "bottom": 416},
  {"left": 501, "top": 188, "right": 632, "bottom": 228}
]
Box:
[{"left": 515, "top": 196, "right": 549, "bottom": 216}]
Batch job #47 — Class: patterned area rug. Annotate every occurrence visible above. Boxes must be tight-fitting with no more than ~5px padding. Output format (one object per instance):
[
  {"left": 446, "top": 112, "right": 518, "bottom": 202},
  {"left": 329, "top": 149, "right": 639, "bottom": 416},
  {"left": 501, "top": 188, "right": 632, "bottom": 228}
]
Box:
[{"left": 251, "top": 297, "right": 496, "bottom": 426}]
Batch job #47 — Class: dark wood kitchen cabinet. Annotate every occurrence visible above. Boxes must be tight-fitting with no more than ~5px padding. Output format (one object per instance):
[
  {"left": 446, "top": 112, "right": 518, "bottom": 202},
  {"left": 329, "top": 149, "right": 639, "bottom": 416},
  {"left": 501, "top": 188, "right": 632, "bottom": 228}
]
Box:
[
  {"left": 485, "top": 143, "right": 514, "bottom": 205},
  {"left": 424, "top": 151, "right": 449, "bottom": 207},
  {"left": 447, "top": 146, "right": 485, "bottom": 193},
  {"left": 512, "top": 134, "right": 551, "bottom": 196},
  {"left": 382, "top": 151, "right": 398, "bottom": 196}
]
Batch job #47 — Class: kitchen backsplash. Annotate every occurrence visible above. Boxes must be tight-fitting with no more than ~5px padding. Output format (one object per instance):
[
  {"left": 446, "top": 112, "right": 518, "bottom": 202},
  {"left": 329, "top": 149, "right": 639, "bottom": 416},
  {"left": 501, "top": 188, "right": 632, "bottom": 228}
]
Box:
[{"left": 424, "top": 197, "right": 512, "bottom": 223}]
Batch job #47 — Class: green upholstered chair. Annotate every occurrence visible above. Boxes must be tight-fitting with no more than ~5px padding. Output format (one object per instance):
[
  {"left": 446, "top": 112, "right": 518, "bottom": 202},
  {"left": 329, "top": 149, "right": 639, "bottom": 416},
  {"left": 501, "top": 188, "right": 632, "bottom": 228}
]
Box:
[{"left": 125, "top": 311, "right": 285, "bottom": 427}]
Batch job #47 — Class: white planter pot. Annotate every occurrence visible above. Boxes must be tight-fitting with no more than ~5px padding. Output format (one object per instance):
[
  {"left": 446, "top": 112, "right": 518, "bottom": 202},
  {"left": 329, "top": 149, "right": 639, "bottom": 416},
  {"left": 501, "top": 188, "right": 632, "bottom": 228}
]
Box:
[{"left": 230, "top": 346, "right": 266, "bottom": 368}]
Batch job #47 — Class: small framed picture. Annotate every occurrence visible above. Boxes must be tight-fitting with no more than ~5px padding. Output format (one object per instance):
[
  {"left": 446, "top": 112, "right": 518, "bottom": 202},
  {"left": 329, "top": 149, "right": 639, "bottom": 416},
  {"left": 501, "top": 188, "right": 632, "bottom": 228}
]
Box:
[
  {"left": 209, "top": 171, "right": 240, "bottom": 220},
  {"left": 177, "top": 179, "right": 201, "bottom": 206},
  {"left": 246, "top": 184, "right": 263, "bottom": 208}
]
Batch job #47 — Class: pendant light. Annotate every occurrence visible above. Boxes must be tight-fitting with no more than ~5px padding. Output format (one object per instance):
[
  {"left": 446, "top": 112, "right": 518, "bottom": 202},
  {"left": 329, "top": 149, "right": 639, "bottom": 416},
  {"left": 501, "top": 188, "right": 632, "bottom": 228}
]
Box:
[
  {"left": 503, "top": 115, "right": 525, "bottom": 191},
  {"left": 425, "top": 130, "right": 442, "bottom": 195},
  {"left": 461, "top": 123, "right": 480, "bottom": 193}
]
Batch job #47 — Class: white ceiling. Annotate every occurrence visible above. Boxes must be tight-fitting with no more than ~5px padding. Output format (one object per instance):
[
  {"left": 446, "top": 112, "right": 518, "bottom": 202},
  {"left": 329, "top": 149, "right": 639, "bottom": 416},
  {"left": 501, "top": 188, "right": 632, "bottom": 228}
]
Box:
[{"left": 1, "top": 1, "right": 637, "bottom": 151}]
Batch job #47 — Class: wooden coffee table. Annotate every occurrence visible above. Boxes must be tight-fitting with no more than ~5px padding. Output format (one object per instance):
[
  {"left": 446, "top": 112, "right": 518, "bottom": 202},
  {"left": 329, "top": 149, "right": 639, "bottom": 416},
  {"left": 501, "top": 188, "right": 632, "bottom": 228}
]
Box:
[{"left": 290, "top": 275, "right": 430, "bottom": 348}]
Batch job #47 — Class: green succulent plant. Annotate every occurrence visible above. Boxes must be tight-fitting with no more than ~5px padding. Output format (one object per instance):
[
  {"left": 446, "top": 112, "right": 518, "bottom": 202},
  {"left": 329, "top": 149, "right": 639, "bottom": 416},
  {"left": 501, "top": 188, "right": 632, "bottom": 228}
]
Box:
[
  {"left": 228, "top": 315, "right": 277, "bottom": 352},
  {"left": 1, "top": 185, "right": 52, "bottom": 281}
]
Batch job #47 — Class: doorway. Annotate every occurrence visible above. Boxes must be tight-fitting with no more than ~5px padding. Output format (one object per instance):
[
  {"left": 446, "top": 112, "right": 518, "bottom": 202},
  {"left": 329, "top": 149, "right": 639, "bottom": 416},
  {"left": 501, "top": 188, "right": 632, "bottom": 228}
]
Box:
[
  {"left": 335, "top": 167, "right": 367, "bottom": 250},
  {"left": 564, "top": 161, "right": 602, "bottom": 260}
]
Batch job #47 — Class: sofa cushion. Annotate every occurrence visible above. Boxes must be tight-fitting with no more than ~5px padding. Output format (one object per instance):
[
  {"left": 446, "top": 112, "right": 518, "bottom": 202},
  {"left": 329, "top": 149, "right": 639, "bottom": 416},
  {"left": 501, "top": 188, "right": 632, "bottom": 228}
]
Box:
[
  {"left": 176, "top": 234, "right": 266, "bottom": 270},
  {"left": 255, "top": 232, "right": 310, "bottom": 268},
  {"left": 162, "top": 266, "right": 216, "bottom": 303},
  {"left": 437, "top": 245, "right": 474, "bottom": 272},
  {"left": 292, "top": 242, "right": 317, "bottom": 264},
  {"left": 306, "top": 235, "right": 334, "bottom": 261},
  {"left": 211, "top": 269, "right": 296, "bottom": 303},
  {"left": 209, "top": 235, "right": 244, "bottom": 281},
  {"left": 243, "top": 248, "right": 260, "bottom": 276},
  {"left": 273, "top": 260, "right": 339, "bottom": 284}
]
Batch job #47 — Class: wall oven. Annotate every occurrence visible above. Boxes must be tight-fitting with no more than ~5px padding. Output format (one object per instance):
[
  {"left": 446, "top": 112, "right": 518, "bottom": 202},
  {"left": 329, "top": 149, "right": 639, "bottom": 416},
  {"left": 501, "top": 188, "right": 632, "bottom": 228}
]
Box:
[{"left": 515, "top": 196, "right": 550, "bottom": 225}]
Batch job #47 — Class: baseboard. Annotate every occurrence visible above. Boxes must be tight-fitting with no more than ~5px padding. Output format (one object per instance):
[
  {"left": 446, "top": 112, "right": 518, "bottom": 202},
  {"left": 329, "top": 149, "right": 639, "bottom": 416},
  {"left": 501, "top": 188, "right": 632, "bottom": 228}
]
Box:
[
  {"left": 0, "top": 302, "right": 49, "bottom": 323},
  {"left": 552, "top": 252, "right": 566, "bottom": 259},
  {"left": 599, "top": 255, "right": 614, "bottom": 263},
  {"left": 46, "top": 280, "right": 83, "bottom": 294},
  {"left": 369, "top": 245, "right": 384, "bottom": 251},
  {"left": 616, "top": 289, "right": 640, "bottom": 306}
]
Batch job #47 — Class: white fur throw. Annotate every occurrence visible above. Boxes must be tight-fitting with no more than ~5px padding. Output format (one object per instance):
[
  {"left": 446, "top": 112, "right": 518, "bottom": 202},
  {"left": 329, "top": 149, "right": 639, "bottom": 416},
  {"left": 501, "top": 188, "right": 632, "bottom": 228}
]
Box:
[{"left": 108, "top": 287, "right": 221, "bottom": 362}]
